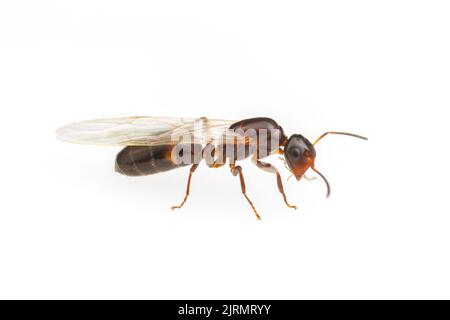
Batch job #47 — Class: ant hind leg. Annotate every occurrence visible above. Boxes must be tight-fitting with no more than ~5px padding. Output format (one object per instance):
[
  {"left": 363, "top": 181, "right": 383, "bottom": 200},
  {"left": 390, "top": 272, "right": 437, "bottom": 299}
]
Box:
[{"left": 171, "top": 164, "right": 199, "bottom": 211}]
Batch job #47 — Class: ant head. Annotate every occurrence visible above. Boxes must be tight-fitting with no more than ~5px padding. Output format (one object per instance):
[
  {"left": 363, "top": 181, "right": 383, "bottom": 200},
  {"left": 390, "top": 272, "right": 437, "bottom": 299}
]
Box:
[
  {"left": 283, "top": 131, "right": 367, "bottom": 197},
  {"left": 284, "top": 134, "right": 316, "bottom": 181}
]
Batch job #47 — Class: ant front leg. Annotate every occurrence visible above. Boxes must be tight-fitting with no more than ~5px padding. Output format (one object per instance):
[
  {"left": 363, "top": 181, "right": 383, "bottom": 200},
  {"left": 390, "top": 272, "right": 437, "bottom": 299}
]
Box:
[
  {"left": 229, "top": 164, "right": 261, "bottom": 220},
  {"left": 252, "top": 154, "right": 297, "bottom": 210},
  {"left": 171, "top": 164, "right": 199, "bottom": 211}
]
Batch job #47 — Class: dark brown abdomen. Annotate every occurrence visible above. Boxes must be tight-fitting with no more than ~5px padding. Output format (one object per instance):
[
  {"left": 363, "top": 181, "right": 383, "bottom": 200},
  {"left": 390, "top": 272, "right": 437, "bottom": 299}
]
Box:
[{"left": 115, "top": 144, "right": 201, "bottom": 176}]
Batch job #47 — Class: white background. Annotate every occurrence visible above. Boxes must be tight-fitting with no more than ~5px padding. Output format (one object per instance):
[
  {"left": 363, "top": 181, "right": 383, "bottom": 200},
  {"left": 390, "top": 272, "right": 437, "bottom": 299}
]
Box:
[{"left": 0, "top": 1, "right": 449, "bottom": 299}]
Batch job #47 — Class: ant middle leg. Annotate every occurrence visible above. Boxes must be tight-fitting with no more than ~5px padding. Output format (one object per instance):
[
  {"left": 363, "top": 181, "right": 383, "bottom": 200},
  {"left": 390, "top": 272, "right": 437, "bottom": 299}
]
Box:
[
  {"left": 252, "top": 154, "right": 297, "bottom": 210},
  {"left": 229, "top": 164, "right": 261, "bottom": 220}
]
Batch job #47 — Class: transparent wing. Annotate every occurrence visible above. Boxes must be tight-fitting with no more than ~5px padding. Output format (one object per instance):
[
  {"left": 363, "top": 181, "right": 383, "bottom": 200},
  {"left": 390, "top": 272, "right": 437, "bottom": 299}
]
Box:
[{"left": 56, "top": 116, "right": 246, "bottom": 146}]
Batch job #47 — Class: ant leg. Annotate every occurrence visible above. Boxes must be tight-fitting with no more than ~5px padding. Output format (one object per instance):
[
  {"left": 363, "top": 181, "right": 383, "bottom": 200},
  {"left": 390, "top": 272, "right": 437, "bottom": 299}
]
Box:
[
  {"left": 252, "top": 154, "right": 297, "bottom": 210},
  {"left": 171, "top": 164, "right": 199, "bottom": 211},
  {"left": 229, "top": 164, "right": 261, "bottom": 220}
]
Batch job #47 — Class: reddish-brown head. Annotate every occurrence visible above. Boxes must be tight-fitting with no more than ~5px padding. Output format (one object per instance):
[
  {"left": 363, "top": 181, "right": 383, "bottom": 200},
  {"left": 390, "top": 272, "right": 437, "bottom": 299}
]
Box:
[
  {"left": 284, "top": 134, "right": 316, "bottom": 181},
  {"left": 283, "top": 131, "right": 367, "bottom": 198}
]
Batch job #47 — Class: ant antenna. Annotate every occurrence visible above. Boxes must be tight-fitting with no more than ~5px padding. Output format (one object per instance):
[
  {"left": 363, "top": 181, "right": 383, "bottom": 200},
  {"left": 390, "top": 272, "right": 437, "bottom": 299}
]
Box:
[
  {"left": 311, "top": 167, "right": 330, "bottom": 198},
  {"left": 313, "top": 131, "right": 368, "bottom": 145}
]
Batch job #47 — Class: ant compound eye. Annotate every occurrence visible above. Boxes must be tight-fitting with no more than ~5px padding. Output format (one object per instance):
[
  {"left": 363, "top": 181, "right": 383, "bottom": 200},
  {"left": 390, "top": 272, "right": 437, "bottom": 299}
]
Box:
[{"left": 289, "top": 147, "right": 301, "bottom": 160}]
